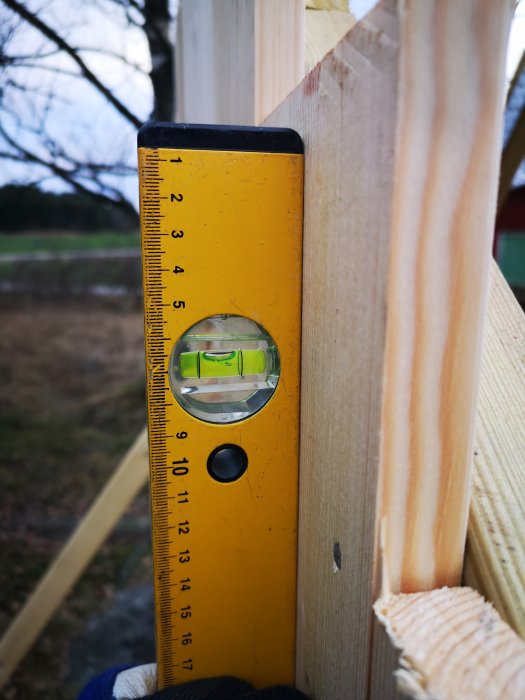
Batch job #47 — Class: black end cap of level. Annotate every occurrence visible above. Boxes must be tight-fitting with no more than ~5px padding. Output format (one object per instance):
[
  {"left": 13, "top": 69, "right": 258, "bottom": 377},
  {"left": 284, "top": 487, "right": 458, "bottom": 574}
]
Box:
[{"left": 137, "top": 122, "right": 303, "bottom": 155}]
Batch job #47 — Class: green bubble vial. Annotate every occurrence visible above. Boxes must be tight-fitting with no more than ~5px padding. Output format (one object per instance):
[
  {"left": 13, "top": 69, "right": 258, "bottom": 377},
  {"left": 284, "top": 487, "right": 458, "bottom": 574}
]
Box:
[{"left": 169, "top": 315, "right": 280, "bottom": 424}]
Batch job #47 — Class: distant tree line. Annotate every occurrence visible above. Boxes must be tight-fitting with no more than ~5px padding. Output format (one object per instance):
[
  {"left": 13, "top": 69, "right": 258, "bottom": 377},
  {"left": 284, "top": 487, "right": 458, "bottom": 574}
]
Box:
[{"left": 0, "top": 184, "right": 138, "bottom": 232}]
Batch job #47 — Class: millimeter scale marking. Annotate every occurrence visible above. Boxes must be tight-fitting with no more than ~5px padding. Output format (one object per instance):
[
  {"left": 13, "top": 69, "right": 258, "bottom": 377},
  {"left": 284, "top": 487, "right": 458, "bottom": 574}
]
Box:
[{"left": 138, "top": 124, "right": 304, "bottom": 689}]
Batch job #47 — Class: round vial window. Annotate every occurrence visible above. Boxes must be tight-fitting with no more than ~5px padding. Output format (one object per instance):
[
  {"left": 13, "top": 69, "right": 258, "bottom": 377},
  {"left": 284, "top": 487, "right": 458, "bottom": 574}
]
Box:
[{"left": 168, "top": 315, "right": 280, "bottom": 424}]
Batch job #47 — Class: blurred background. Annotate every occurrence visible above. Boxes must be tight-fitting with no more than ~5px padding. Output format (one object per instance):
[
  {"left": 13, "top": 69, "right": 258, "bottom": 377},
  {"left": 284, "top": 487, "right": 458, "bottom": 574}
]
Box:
[{"left": 0, "top": 0, "right": 523, "bottom": 698}]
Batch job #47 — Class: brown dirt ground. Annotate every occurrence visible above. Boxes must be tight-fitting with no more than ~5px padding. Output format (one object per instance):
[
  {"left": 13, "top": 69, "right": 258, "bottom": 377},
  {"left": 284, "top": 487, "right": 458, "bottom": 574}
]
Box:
[{"left": 0, "top": 298, "right": 152, "bottom": 699}]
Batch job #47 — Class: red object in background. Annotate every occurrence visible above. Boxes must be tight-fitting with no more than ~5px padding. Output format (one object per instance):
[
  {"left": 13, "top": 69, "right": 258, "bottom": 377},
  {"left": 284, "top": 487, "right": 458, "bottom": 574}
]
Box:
[{"left": 494, "top": 185, "right": 525, "bottom": 257}]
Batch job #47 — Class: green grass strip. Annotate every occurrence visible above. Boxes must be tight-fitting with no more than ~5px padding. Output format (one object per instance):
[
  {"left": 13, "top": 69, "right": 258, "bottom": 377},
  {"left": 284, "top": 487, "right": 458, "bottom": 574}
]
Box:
[{"left": 0, "top": 232, "right": 140, "bottom": 254}]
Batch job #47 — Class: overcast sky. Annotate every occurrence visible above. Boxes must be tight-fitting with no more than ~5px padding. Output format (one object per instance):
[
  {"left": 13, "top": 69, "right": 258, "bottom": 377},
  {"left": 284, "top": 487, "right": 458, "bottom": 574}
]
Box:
[
  {"left": 1, "top": 0, "right": 524, "bottom": 210},
  {"left": 0, "top": 0, "right": 154, "bottom": 207}
]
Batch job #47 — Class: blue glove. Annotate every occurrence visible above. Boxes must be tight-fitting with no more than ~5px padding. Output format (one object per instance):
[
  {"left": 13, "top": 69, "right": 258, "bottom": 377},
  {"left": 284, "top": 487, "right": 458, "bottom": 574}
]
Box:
[{"left": 78, "top": 664, "right": 310, "bottom": 699}]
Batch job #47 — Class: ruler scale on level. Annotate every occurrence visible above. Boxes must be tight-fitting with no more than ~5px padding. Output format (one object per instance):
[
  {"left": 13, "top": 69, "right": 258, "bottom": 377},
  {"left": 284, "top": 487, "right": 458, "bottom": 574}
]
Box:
[{"left": 138, "top": 123, "right": 304, "bottom": 689}]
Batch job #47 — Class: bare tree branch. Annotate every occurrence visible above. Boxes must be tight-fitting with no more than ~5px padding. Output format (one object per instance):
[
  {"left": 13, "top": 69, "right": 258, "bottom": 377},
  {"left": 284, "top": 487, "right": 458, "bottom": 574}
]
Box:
[
  {"left": 8, "top": 47, "right": 147, "bottom": 74},
  {"left": 2, "top": 48, "right": 62, "bottom": 63},
  {"left": 0, "top": 122, "right": 137, "bottom": 218},
  {"left": 10, "top": 62, "right": 82, "bottom": 78},
  {"left": 0, "top": 0, "right": 175, "bottom": 215},
  {"left": 2, "top": 0, "right": 142, "bottom": 127},
  {"left": 104, "top": 0, "right": 145, "bottom": 27}
]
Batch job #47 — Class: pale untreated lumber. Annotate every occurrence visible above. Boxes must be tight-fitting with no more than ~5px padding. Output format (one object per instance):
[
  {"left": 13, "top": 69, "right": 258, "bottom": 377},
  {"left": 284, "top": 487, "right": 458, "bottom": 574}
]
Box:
[
  {"left": 374, "top": 587, "right": 525, "bottom": 699},
  {"left": 378, "top": 0, "right": 513, "bottom": 594},
  {"left": 306, "top": 0, "right": 349, "bottom": 10},
  {"left": 464, "top": 264, "right": 525, "bottom": 638},
  {"left": 370, "top": 263, "right": 525, "bottom": 699},
  {"left": 267, "top": 4, "right": 398, "bottom": 695},
  {"left": 265, "top": 0, "right": 512, "bottom": 697},
  {"left": 0, "top": 428, "right": 149, "bottom": 688},
  {"left": 305, "top": 9, "right": 356, "bottom": 73},
  {"left": 175, "top": 0, "right": 304, "bottom": 125},
  {"left": 302, "top": 2, "right": 523, "bottom": 631}
]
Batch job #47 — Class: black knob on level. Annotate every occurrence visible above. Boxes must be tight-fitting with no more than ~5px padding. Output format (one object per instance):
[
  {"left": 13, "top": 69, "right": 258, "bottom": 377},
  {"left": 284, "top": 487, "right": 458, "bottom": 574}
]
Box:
[{"left": 207, "top": 444, "right": 248, "bottom": 483}]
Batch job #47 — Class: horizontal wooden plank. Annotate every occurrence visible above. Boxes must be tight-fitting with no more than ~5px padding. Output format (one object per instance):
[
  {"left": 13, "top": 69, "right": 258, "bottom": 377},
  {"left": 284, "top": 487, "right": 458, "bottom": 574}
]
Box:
[{"left": 374, "top": 587, "right": 525, "bottom": 699}]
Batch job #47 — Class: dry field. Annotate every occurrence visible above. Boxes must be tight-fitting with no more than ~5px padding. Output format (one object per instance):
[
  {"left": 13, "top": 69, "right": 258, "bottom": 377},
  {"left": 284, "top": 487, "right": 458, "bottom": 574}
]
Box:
[{"left": 0, "top": 297, "right": 153, "bottom": 699}]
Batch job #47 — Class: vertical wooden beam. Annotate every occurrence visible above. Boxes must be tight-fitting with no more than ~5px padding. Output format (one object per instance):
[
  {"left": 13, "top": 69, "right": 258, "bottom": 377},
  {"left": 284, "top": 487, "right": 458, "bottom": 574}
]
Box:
[
  {"left": 175, "top": 0, "right": 304, "bottom": 125},
  {"left": 267, "top": 4, "right": 400, "bottom": 696},
  {"left": 265, "top": 0, "right": 512, "bottom": 696},
  {"left": 378, "top": 0, "right": 513, "bottom": 595},
  {"left": 175, "top": 0, "right": 255, "bottom": 124},
  {"left": 254, "top": 1, "right": 305, "bottom": 124}
]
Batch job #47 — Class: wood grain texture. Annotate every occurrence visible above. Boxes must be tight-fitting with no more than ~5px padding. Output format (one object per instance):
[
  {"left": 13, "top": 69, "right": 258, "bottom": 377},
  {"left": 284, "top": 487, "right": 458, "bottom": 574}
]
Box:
[
  {"left": 266, "top": 4, "right": 400, "bottom": 696},
  {"left": 175, "top": 0, "right": 255, "bottom": 124},
  {"left": 255, "top": 0, "right": 305, "bottom": 123},
  {"left": 464, "top": 263, "right": 525, "bottom": 638},
  {"left": 305, "top": 9, "right": 356, "bottom": 73},
  {"left": 379, "top": 0, "right": 513, "bottom": 594},
  {"left": 0, "top": 428, "right": 149, "bottom": 687},
  {"left": 264, "top": 1, "right": 513, "bottom": 696},
  {"left": 175, "top": 0, "right": 304, "bottom": 125},
  {"left": 374, "top": 587, "right": 525, "bottom": 699},
  {"left": 368, "top": 618, "right": 406, "bottom": 700}
]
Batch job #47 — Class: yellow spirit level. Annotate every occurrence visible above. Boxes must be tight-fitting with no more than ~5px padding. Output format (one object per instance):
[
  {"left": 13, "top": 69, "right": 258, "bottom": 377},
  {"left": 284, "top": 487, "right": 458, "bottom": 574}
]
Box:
[{"left": 138, "top": 123, "right": 303, "bottom": 689}]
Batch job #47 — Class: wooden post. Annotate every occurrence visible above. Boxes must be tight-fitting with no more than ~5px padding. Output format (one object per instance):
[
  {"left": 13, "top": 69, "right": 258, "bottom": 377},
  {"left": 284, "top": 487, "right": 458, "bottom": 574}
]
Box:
[
  {"left": 265, "top": 0, "right": 512, "bottom": 696},
  {"left": 378, "top": 0, "right": 512, "bottom": 594},
  {"left": 267, "top": 4, "right": 398, "bottom": 695},
  {"left": 175, "top": 0, "right": 304, "bottom": 125}
]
